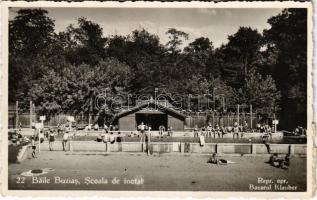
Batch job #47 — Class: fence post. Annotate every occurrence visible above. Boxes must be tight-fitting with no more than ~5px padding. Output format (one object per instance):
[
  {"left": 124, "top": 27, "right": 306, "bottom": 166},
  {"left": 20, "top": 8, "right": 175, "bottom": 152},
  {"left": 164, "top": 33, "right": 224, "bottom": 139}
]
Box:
[
  {"left": 212, "top": 112, "right": 214, "bottom": 126},
  {"left": 237, "top": 104, "right": 240, "bottom": 125},
  {"left": 255, "top": 111, "right": 257, "bottom": 127},
  {"left": 15, "top": 101, "right": 19, "bottom": 129},
  {"left": 250, "top": 104, "right": 253, "bottom": 130},
  {"left": 30, "top": 101, "right": 33, "bottom": 128},
  {"left": 251, "top": 144, "right": 256, "bottom": 154}
]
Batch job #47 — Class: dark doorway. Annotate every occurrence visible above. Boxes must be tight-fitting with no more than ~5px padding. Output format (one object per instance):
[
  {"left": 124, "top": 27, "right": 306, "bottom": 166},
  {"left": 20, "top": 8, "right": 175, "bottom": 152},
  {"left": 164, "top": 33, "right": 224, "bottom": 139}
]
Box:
[{"left": 135, "top": 113, "right": 167, "bottom": 130}]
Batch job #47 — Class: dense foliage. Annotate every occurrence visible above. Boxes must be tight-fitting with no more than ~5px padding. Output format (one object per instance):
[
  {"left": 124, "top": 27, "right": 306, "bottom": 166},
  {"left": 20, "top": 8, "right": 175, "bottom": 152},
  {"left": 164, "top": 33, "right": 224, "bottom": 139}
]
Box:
[{"left": 9, "top": 8, "right": 307, "bottom": 127}]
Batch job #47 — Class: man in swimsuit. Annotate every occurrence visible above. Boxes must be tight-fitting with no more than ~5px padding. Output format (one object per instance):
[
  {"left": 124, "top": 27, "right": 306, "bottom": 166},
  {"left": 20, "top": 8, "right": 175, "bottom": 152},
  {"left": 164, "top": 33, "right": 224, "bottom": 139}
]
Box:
[
  {"left": 208, "top": 153, "right": 235, "bottom": 165},
  {"left": 49, "top": 130, "right": 56, "bottom": 151}
]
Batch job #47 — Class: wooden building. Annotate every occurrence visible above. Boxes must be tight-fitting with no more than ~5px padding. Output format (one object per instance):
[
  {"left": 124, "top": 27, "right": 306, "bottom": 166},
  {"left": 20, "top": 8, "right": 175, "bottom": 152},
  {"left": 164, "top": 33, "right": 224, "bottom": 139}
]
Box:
[{"left": 114, "top": 101, "right": 186, "bottom": 131}]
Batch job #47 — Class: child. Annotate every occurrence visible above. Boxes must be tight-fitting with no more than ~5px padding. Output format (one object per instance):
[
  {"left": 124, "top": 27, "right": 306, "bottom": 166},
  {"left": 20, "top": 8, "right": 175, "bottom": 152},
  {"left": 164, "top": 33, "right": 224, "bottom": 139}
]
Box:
[
  {"left": 116, "top": 132, "right": 122, "bottom": 143},
  {"left": 208, "top": 153, "right": 235, "bottom": 165},
  {"left": 39, "top": 130, "right": 45, "bottom": 143},
  {"left": 103, "top": 131, "right": 110, "bottom": 152},
  {"left": 96, "top": 133, "right": 102, "bottom": 142},
  {"left": 194, "top": 125, "right": 199, "bottom": 138},
  {"left": 109, "top": 132, "right": 115, "bottom": 144},
  {"left": 31, "top": 136, "right": 37, "bottom": 158},
  {"left": 206, "top": 124, "right": 212, "bottom": 138},
  {"left": 280, "top": 154, "right": 290, "bottom": 169},
  {"left": 49, "top": 130, "right": 56, "bottom": 151},
  {"left": 167, "top": 126, "right": 173, "bottom": 137},
  {"left": 159, "top": 125, "right": 165, "bottom": 138},
  {"left": 145, "top": 128, "right": 151, "bottom": 155},
  {"left": 62, "top": 131, "right": 69, "bottom": 151},
  {"left": 269, "top": 153, "right": 282, "bottom": 167}
]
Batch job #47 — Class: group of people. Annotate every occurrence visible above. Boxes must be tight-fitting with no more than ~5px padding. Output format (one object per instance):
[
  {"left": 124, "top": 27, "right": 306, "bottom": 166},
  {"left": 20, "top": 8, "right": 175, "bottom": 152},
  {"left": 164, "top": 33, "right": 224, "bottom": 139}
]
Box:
[
  {"left": 9, "top": 130, "right": 24, "bottom": 145},
  {"left": 30, "top": 127, "right": 71, "bottom": 158},
  {"left": 207, "top": 152, "right": 291, "bottom": 170},
  {"left": 194, "top": 124, "right": 225, "bottom": 139},
  {"left": 268, "top": 153, "right": 290, "bottom": 169},
  {"left": 86, "top": 124, "right": 119, "bottom": 132},
  {"left": 293, "top": 126, "right": 307, "bottom": 136},
  {"left": 95, "top": 131, "right": 121, "bottom": 152},
  {"left": 158, "top": 125, "right": 173, "bottom": 138},
  {"left": 194, "top": 121, "right": 247, "bottom": 139}
]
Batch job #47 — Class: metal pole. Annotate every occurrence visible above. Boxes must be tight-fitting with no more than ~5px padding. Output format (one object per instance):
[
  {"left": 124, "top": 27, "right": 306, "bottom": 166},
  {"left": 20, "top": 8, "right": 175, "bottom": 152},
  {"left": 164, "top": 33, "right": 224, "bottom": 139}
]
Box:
[
  {"left": 250, "top": 104, "right": 253, "bottom": 129},
  {"left": 213, "top": 88, "right": 216, "bottom": 111},
  {"left": 222, "top": 97, "right": 225, "bottom": 112},
  {"left": 15, "top": 101, "right": 19, "bottom": 129},
  {"left": 237, "top": 104, "right": 240, "bottom": 125},
  {"left": 273, "top": 113, "right": 277, "bottom": 133},
  {"left": 212, "top": 112, "right": 215, "bottom": 126},
  {"left": 250, "top": 104, "right": 253, "bottom": 130},
  {"left": 255, "top": 111, "right": 257, "bottom": 127},
  {"left": 155, "top": 88, "right": 158, "bottom": 110},
  {"left": 39, "top": 119, "right": 44, "bottom": 154},
  {"left": 30, "top": 101, "right": 33, "bottom": 128},
  {"left": 89, "top": 97, "right": 92, "bottom": 125}
]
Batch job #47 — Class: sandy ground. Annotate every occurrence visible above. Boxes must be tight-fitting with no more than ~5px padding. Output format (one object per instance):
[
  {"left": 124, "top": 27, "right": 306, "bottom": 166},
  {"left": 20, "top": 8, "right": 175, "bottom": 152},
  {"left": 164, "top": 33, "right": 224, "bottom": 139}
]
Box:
[{"left": 8, "top": 152, "right": 306, "bottom": 191}]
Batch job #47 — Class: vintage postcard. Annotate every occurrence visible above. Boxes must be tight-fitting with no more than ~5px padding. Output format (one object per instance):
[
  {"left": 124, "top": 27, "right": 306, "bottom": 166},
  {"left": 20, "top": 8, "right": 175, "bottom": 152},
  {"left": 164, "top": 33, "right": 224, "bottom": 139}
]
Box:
[{"left": 0, "top": 1, "right": 314, "bottom": 198}]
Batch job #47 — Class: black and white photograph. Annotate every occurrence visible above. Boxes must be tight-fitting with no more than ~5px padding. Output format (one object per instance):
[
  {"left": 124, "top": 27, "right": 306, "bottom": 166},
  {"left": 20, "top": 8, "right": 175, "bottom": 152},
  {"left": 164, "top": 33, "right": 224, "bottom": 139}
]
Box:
[{"left": 2, "top": 1, "right": 313, "bottom": 196}]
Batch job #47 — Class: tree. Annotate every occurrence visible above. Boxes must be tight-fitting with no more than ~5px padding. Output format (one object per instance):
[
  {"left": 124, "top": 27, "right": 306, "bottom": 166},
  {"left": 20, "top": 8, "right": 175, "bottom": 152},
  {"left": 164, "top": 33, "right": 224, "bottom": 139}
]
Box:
[
  {"left": 106, "top": 35, "right": 128, "bottom": 63},
  {"left": 183, "top": 37, "right": 219, "bottom": 78},
  {"left": 123, "top": 29, "right": 168, "bottom": 95},
  {"left": 30, "top": 58, "right": 132, "bottom": 118},
  {"left": 9, "top": 9, "right": 55, "bottom": 57},
  {"left": 60, "top": 17, "right": 107, "bottom": 66},
  {"left": 166, "top": 28, "right": 189, "bottom": 54},
  {"left": 221, "top": 27, "right": 263, "bottom": 88},
  {"left": 9, "top": 9, "right": 57, "bottom": 105},
  {"left": 243, "top": 71, "right": 281, "bottom": 117},
  {"left": 263, "top": 8, "right": 307, "bottom": 128}
]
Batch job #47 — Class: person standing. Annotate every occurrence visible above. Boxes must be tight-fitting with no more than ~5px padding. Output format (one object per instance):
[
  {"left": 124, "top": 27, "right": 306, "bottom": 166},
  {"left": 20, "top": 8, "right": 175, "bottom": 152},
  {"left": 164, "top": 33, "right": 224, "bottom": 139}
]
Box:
[
  {"left": 31, "top": 136, "right": 37, "bottom": 158},
  {"left": 243, "top": 120, "right": 248, "bottom": 132},
  {"left": 233, "top": 122, "right": 239, "bottom": 139},
  {"left": 139, "top": 122, "right": 146, "bottom": 143},
  {"left": 109, "top": 132, "right": 115, "bottom": 144},
  {"left": 194, "top": 125, "right": 199, "bottom": 138},
  {"left": 206, "top": 124, "right": 212, "bottom": 138},
  {"left": 104, "top": 124, "right": 108, "bottom": 133},
  {"left": 18, "top": 122, "right": 22, "bottom": 133},
  {"left": 145, "top": 126, "right": 152, "bottom": 155},
  {"left": 220, "top": 126, "right": 226, "bottom": 138},
  {"left": 257, "top": 123, "right": 261, "bottom": 132},
  {"left": 103, "top": 131, "right": 110, "bottom": 152},
  {"left": 159, "top": 125, "right": 165, "bottom": 138},
  {"left": 62, "top": 131, "right": 69, "bottom": 151},
  {"left": 201, "top": 126, "right": 206, "bottom": 137},
  {"left": 260, "top": 124, "right": 266, "bottom": 133},
  {"left": 214, "top": 124, "right": 221, "bottom": 138},
  {"left": 168, "top": 126, "right": 173, "bottom": 137},
  {"left": 49, "top": 130, "right": 56, "bottom": 151},
  {"left": 39, "top": 130, "right": 45, "bottom": 143},
  {"left": 116, "top": 132, "right": 123, "bottom": 151},
  {"left": 94, "top": 123, "right": 99, "bottom": 131},
  {"left": 266, "top": 125, "right": 272, "bottom": 139}
]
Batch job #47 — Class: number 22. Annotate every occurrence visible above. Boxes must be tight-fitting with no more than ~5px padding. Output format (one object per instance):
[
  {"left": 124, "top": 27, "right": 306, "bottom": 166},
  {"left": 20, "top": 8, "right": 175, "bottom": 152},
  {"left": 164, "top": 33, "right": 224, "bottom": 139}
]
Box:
[{"left": 16, "top": 177, "right": 25, "bottom": 184}]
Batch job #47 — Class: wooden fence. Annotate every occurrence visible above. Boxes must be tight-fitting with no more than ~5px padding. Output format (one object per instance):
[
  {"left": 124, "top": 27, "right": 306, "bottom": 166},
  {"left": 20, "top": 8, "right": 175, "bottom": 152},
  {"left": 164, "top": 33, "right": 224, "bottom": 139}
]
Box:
[{"left": 185, "top": 113, "right": 258, "bottom": 129}]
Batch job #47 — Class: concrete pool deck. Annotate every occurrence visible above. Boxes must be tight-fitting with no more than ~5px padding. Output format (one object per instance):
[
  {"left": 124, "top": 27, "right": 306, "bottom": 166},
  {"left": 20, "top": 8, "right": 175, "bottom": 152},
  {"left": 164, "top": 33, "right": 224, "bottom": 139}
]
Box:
[{"left": 8, "top": 151, "right": 307, "bottom": 191}]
